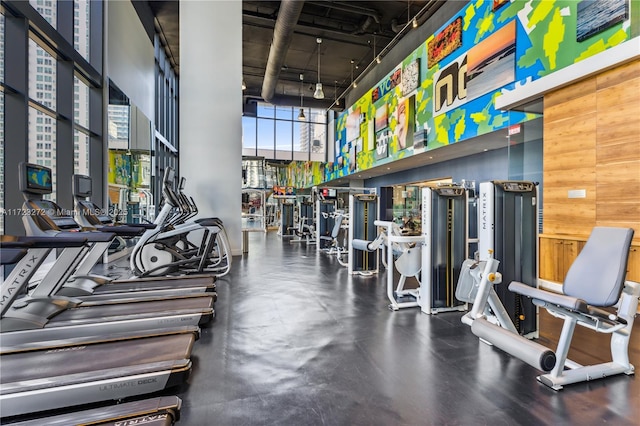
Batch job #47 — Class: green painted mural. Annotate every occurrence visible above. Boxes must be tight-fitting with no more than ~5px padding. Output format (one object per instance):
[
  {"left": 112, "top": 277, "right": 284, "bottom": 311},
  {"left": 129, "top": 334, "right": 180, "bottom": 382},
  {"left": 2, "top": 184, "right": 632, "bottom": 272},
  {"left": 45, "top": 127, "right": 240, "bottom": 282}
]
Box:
[{"left": 282, "top": 0, "right": 636, "bottom": 188}]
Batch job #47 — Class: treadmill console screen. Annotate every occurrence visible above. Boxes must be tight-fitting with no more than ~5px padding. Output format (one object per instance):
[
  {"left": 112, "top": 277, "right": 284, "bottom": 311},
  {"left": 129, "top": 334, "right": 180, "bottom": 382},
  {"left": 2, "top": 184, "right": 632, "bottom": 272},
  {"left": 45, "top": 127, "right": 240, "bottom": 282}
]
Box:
[
  {"left": 163, "top": 167, "right": 175, "bottom": 186},
  {"left": 32, "top": 199, "right": 79, "bottom": 229},
  {"left": 73, "top": 174, "right": 92, "bottom": 198},
  {"left": 21, "top": 163, "right": 53, "bottom": 194}
]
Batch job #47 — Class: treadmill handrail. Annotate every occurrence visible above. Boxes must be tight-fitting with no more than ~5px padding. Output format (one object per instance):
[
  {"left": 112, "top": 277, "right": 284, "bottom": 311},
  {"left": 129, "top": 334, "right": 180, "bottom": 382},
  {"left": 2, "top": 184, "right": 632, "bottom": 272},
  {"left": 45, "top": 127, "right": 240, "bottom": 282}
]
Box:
[{"left": 1, "top": 235, "right": 88, "bottom": 248}]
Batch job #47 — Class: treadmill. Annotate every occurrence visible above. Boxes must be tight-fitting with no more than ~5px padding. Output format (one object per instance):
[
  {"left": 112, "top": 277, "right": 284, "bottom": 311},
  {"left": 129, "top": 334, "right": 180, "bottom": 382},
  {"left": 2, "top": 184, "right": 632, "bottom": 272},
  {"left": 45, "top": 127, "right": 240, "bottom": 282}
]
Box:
[
  {"left": 18, "top": 162, "right": 217, "bottom": 301},
  {"left": 0, "top": 235, "right": 209, "bottom": 351},
  {"left": 0, "top": 328, "right": 196, "bottom": 418},
  {"left": 0, "top": 243, "right": 198, "bottom": 420},
  {"left": 9, "top": 395, "right": 182, "bottom": 426}
]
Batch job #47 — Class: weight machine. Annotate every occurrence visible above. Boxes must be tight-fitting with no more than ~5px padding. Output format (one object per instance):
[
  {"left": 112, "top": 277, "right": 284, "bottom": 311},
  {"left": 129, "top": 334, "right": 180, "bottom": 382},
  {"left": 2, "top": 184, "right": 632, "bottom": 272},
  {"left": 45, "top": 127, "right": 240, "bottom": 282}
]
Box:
[
  {"left": 347, "top": 193, "right": 379, "bottom": 275},
  {"left": 353, "top": 184, "right": 469, "bottom": 311},
  {"left": 459, "top": 227, "right": 638, "bottom": 390},
  {"left": 477, "top": 180, "right": 539, "bottom": 336},
  {"left": 419, "top": 185, "right": 469, "bottom": 314},
  {"left": 291, "top": 198, "right": 316, "bottom": 244}
]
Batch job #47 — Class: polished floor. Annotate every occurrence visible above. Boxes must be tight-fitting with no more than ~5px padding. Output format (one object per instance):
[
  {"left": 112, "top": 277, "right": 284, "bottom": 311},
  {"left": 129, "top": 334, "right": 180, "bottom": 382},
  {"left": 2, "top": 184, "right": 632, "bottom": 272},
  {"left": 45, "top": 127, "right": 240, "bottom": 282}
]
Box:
[{"left": 173, "top": 232, "right": 639, "bottom": 426}]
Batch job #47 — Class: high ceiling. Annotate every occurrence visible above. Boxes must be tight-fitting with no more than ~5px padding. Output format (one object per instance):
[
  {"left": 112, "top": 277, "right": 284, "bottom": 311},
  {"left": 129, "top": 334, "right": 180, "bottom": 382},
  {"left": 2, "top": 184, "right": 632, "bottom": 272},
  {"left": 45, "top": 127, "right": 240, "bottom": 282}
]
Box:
[
  {"left": 148, "top": 1, "right": 447, "bottom": 109},
  {"left": 242, "top": 1, "right": 446, "bottom": 109},
  {"left": 145, "top": 1, "right": 543, "bottom": 185}
]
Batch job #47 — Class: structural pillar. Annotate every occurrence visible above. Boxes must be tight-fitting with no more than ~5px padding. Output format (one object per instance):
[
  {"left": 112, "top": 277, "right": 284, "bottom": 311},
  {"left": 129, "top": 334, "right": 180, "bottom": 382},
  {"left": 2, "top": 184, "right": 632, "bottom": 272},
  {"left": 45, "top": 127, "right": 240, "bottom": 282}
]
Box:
[{"left": 180, "top": 0, "right": 242, "bottom": 255}]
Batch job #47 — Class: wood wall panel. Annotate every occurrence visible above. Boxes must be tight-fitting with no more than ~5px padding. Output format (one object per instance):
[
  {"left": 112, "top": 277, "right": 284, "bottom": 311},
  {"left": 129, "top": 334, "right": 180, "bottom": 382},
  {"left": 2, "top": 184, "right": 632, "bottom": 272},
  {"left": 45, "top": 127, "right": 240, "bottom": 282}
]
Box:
[
  {"left": 596, "top": 77, "right": 640, "bottom": 108},
  {"left": 545, "top": 94, "right": 597, "bottom": 124},
  {"left": 595, "top": 64, "right": 640, "bottom": 236},
  {"left": 598, "top": 141, "right": 640, "bottom": 164},
  {"left": 596, "top": 60, "right": 640, "bottom": 90},
  {"left": 543, "top": 202, "right": 595, "bottom": 236},
  {"left": 544, "top": 151, "right": 596, "bottom": 172},
  {"left": 596, "top": 161, "right": 640, "bottom": 201},
  {"left": 544, "top": 118, "right": 596, "bottom": 159},
  {"left": 542, "top": 59, "right": 640, "bottom": 242},
  {"left": 596, "top": 110, "right": 640, "bottom": 145},
  {"left": 544, "top": 78, "right": 597, "bottom": 108},
  {"left": 596, "top": 202, "right": 640, "bottom": 222}
]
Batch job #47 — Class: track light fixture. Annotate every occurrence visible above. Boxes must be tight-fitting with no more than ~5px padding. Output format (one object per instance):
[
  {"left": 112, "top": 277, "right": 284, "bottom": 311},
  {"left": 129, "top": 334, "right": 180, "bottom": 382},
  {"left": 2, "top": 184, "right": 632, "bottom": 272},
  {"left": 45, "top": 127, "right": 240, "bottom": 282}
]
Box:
[
  {"left": 313, "top": 38, "right": 325, "bottom": 99},
  {"left": 298, "top": 74, "right": 306, "bottom": 121},
  {"left": 350, "top": 59, "right": 355, "bottom": 85}
]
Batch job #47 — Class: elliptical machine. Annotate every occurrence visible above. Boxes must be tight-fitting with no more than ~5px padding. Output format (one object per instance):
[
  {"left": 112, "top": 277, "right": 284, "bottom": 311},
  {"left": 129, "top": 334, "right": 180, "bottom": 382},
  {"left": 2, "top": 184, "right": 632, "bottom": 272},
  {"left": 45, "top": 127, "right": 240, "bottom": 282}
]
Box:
[{"left": 131, "top": 168, "right": 231, "bottom": 277}]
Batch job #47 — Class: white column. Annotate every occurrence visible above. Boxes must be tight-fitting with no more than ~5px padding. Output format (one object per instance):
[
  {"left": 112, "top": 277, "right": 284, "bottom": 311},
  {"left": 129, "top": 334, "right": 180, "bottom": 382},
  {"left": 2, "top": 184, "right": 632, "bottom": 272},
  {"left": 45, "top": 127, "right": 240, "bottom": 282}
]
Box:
[{"left": 180, "top": 0, "right": 243, "bottom": 255}]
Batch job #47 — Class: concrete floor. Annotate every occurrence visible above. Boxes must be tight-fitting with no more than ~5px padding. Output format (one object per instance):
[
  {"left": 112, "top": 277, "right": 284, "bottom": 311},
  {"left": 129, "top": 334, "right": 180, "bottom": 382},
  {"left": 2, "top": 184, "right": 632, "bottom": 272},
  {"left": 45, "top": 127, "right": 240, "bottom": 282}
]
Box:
[{"left": 175, "top": 231, "right": 640, "bottom": 426}]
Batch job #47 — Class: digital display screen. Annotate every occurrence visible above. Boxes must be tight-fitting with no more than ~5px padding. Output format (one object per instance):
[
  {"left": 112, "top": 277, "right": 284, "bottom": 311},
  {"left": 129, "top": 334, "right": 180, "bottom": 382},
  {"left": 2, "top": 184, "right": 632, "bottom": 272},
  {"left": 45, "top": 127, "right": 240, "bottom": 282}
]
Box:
[
  {"left": 74, "top": 175, "right": 92, "bottom": 197},
  {"left": 164, "top": 167, "right": 175, "bottom": 185},
  {"left": 33, "top": 199, "right": 66, "bottom": 218},
  {"left": 25, "top": 163, "right": 53, "bottom": 194},
  {"left": 321, "top": 188, "right": 337, "bottom": 198}
]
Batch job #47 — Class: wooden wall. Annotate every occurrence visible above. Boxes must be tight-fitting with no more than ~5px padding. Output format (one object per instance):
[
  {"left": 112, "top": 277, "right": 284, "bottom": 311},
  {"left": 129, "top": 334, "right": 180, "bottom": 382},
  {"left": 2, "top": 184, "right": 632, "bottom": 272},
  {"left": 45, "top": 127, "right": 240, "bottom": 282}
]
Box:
[{"left": 543, "top": 59, "right": 640, "bottom": 241}]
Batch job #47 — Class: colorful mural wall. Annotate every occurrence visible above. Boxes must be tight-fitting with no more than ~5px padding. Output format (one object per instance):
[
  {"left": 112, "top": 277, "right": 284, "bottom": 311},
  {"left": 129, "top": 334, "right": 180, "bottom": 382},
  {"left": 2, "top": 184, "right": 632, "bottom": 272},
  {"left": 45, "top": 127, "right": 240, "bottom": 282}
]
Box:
[{"left": 282, "top": 0, "right": 635, "bottom": 187}]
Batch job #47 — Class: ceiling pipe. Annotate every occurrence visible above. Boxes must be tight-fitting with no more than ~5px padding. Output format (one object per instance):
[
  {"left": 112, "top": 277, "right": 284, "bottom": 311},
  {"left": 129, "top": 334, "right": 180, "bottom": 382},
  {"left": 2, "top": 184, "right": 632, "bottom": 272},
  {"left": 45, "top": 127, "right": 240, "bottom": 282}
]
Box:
[
  {"left": 307, "top": 1, "right": 381, "bottom": 24},
  {"left": 260, "top": 0, "right": 305, "bottom": 103},
  {"left": 351, "top": 16, "right": 377, "bottom": 35},
  {"left": 244, "top": 10, "right": 390, "bottom": 43}
]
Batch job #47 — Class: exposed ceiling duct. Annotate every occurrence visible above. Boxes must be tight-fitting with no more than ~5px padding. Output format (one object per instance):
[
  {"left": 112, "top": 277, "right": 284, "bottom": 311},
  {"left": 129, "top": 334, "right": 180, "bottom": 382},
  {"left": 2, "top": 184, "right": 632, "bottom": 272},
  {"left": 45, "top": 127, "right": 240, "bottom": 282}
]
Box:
[
  {"left": 260, "top": 0, "right": 305, "bottom": 103},
  {"left": 307, "top": 1, "right": 381, "bottom": 24}
]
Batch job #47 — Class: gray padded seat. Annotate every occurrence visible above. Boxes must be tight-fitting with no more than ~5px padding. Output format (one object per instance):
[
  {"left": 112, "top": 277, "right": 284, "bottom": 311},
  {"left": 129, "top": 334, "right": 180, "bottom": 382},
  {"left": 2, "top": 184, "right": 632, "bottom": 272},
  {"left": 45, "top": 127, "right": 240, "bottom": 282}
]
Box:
[{"left": 510, "top": 227, "right": 634, "bottom": 312}]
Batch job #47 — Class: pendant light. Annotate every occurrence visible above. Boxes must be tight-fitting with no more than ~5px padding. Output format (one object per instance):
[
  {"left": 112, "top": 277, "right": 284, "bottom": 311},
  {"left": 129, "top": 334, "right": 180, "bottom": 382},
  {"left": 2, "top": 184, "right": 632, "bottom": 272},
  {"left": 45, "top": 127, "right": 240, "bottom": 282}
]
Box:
[
  {"left": 297, "top": 74, "right": 306, "bottom": 121},
  {"left": 313, "top": 38, "right": 325, "bottom": 99}
]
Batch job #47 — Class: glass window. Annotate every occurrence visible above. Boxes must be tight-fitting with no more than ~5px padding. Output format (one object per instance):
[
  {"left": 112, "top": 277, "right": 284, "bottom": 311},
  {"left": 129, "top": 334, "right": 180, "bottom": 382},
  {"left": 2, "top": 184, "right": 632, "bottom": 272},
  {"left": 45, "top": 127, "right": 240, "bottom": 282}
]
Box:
[
  {"left": 257, "top": 118, "right": 274, "bottom": 151},
  {"left": 257, "top": 103, "right": 274, "bottom": 119},
  {"left": 0, "top": 12, "right": 4, "bottom": 84},
  {"left": 28, "top": 107, "right": 57, "bottom": 200},
  {"left": 1, "top": 14, "right": 5, "bottom": 234},
  {"left": 0, "top": 91, "right": 4, "bottom": 235},
  {"left": 294, "top": 120, "right": 308, "bottom": 153},
  {"left": 309, "top": 108, "right": 327, "bottom": 124},
  {"left": 275, "top": 120, "right": 292, "bottom": 151},
  {"left": 292, "top": 121, "right": 307, "bottom": 161},
  {"left": 74, "top": 76, "right": 89, "bottom": 128},
  {"left": 275, "top": 105, "right": 292, "bottom": 120},
  {"left": 310, "top": 122, "right": 326, "bottom": 153},
  {"left": 29, "top": 39, "right": 56, "bottom": 110},
  {"left": 74, "top": 129, "right": 89, "bottom": 175},
  {"left": 242, "top": 116, "right": 256, "bottom": 154},
  {"left": 108, "top": 104, "right": 130, "bottom": 149},
  {"left": 30, "top": 0, "right": 57, "bottom": 29},
  {"left": 243, "top": 103, "right": 328, "bottom": 161}
]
